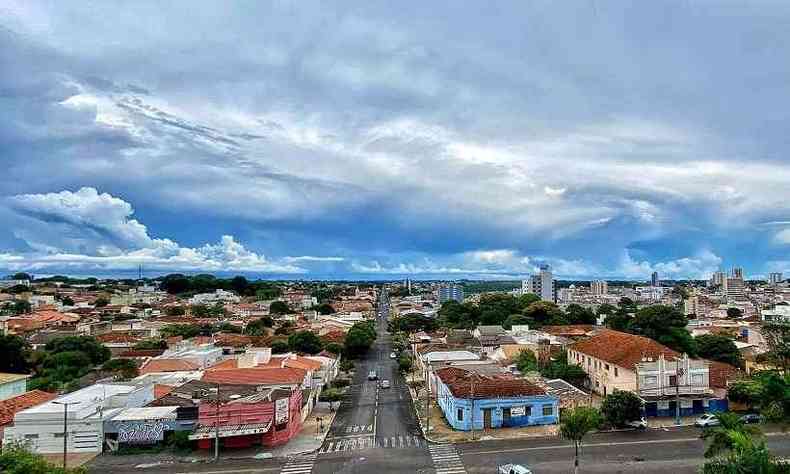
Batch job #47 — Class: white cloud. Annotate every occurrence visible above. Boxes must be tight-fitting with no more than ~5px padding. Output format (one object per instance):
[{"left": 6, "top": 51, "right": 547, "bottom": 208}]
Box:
[
  {"left": 4, "top": 188, "right": 306, "bottom": 273},
  {"left": 616, "top": 249, "right": 722, "bottom": 280},
  {"left": 774, "top": 228, "right": 790, "bottom": 245}
]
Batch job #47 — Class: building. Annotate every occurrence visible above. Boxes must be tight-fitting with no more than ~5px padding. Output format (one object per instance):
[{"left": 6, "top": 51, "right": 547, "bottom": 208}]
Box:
[
  {"left": 3, "top": 383, "right": 155, "bottom": 455},
  {"left": 590, "top": 280, "right": 608, "bottom": 296},
  {"left": 433, "top": 367, "right": 559, "bottom": 431},
  {"left": 522, "top": 265, "right": 556, "bottom": 302},
  {"left": 769, "top": 272, "right": 784, "bottom": 285},
  {"left": 726, "top": 277, "right": 746, "bottom": 302},
  {"left": 0, "top": 390, "right": 57, "bottom": 447},
  {"left": 0, "top": 373, "right": 29, "bottom": 401},
  {"left": 189, "top": 289, "right": 241, "bottom": 306},
  {"left": 732, "top": 267, "right": 744, "bottom": 280},
  {"left": 762, "top": 305, "right": 790, "bottom": 323},
  {"left": 651, "top": 271, "right": 660, "bottom": 287},
  {"left": 684, "top": 296, "right": 699, "bottom": 316},
  {"left": 710, "top": 271, "right": 727, "bottom": 289},
  {"left": 438, "top": 285, "right": 464, "bottom": 304}
]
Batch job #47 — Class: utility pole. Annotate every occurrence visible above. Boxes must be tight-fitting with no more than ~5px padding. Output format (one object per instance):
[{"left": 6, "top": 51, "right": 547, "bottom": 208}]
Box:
[
  {"left": 52, "top": 400, "right": 80, "bottom": 470},
  {"left": 470, "top": 374, "right": 476, "bottom": 441},
  {"left": 675, "top": 359, "right": 683, "bottom": 426},
  {"left": 214, "top": 383, "right": 221, "bottom": 462}
]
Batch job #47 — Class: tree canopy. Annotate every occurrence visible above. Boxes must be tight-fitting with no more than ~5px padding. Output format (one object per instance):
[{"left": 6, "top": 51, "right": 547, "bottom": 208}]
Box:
[
  {"left": 288, "top": 330, "right": 323, "bottom": 354},
  {"left": 0, "top": 335, "right": 30, "bottom": 374},
  {"left": 269, "top": 300, "right": 291, "bottom": 315},
  {"left": 600, "top": 390, "right": 643, "bottom": 427},
  {"left": 696, "top": 334, "right": 743, "bottom": 368},
  {"left": 344, "top": 321, "right": 377, "bottom": 357}
]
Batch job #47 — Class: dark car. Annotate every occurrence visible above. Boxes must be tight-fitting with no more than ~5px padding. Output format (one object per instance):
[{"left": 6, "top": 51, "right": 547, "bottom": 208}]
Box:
[{"left": 740, "top": 413, "right": 761, "bottom": 424}]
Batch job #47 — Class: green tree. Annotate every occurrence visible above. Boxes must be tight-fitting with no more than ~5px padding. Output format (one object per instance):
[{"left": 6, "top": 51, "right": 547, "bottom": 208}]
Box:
[
  {"left": 0, "top": 335, "right": 30, "bottom": 373},
  {"left": 524, "top": 301, "right": 567, "bottom": 326},
  {"left": 600, "top": 390, "right": 643, "bottom": 427},
  {"left": 102, "top": 358, "right": 139, "bottom": 380},
  {"left": 344, "top": 321, "right": 377, "bottom": 358},
  {"left": 517, "top": 293, "right": 541, "bottom": 310},
  {"left": 762, "top": 323, "right": 790, "bottom": 375},
  {"left": 288, "top": 330, "right": 323, "bottom": 354},
  {"left": 324, "top": 342, "right": 344, "bottom": 355},
  {"left": 701, "top": 412, "right": 762, "bottom": 459},
  {"left": 133, "top": 338, "right": 167, "bottom": 350},
  {"left": 159, "top": 274, "right": 191, "bottom": 294},
  {"left": 727, "top": 307, "right": 744, "bottom": 319},
  {"left": 274, "top": 321, "right": 295, "bottom": 336},
  {"left": 255, "top": 285, "right": 282, "bottom": 300},
  {"left": 398, "top": 354, "right": 414, "bottom": 373},
  {"left": 438, "top": 300, "right": 480, "bottom": 328},
  {"left": 700, "top": 430, "right": 788, "bottom": 473},
  {"left": 515, "top": 349, "right": 538, "bottom": 373},
  {"left": 11, "top": 272, "right": 31, "bottom": 281},
  {"left": 270, "top": 300, "right": 291, "bottom": 315},
  {"left": 631, "top": 305, "right": 697, "bottom": 356},
  {"left": 696, "top": 334, "right": 743, "bottom": 368},
  {"left": 44, "top": 336, "right": 110, "bottom": 365},
  {"left": 94, "top": 296, "right": 110, "bottom": 307},
  {"left": 245, "top": 318, "right": 272, "bottom": 336},
  {"left": 560, "top": 407, "right": 602, "bottom": 474},
  {"left": 0, "top": 443, "right": 86, "bottom": 474},
  {"left": 10, "top": 300, "right": 31, "bottom": 315},
  {"left": 316, "top": 303, "right": 335, "bottom": 315},
  {"left": 565, "top": 304, "right": 597, "bottom": 325},
  {"left": 165, "top": 305, "right": 186, "bottom": 316},
  {"left": 160, "top": 324, "right": 203, "bottom": 339},
  {"left": 230, "top": 276, "right": 249, "bottom": 295},
  {"left": 271, "top": 340, "right": 290, "bottom": 354},
  {"left": 540, "top": 352, "right": 588, "bottom": 388},
  {"left": 60, "top": 296, "right": 75, "bottom": 306},
  {"left": 502, "top": 313, "right": 531, "bottom": 330}
]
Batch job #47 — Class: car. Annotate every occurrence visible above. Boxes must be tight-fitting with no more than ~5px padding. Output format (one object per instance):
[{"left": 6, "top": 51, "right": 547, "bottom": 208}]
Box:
[
  {"left": 626, "top": 418, "right": 648, "bottom": 430},
  {"left": 381, "top": 380, "right": 390, "bottom": 389},
  {"left": 390, "top": 352, "right": 397, "bottom": 359},
  {"left": 695, "top": 414, "right": 721, "bottom": 428},
  {"left": 498, "top": 464, "right": 533, "bottom": 474},
  {"left": 368, "top": 371, "right": 378, "bottom": 381},
  {"left": 740, "top": 413, "right": 761, "bottom": 424}
]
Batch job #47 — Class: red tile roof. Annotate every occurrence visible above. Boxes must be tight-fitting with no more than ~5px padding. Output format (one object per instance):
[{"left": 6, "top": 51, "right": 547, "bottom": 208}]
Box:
[
  {"left": 202, "top": 367, "right": 306, "bottom": 386},
  {"left": 140, "top": 358, "right": 200, "bottom": 374},
  {"left": 154, "top": 384, "right": 175, "bottom": 399},
  {"left": 708, "top": 361, "right": 743, "bottom": 389},
  {"left": 435, "top": 367, "right": 546, "bottom": 399},
  {"left": 569, "top": 329, "right": 679, "bottom": 369},
  {"left": 541, "top": 325, "right": 595, "bottom": 337},
  {"left": 96, "top": 333, "right": 141, "bottom": 344},
  {"left": 119, "top": 349, "right": 166, "bottom": 358},
  {"left": 0, "top": 390, "right": 57, "bottom": 426}
]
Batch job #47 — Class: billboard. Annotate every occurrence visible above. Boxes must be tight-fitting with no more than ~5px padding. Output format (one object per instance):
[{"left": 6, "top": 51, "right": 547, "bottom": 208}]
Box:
[
  {"left": 275, "top": 398, "right": 289, "bottom": 425},
  {"left": 118, "top": 422, "right": 166, "bottom": 444}
]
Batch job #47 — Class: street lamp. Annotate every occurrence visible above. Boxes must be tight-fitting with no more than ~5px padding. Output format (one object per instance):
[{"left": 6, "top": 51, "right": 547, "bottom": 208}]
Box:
[{"left": 52, "top": 401, "right": 80, "bottom": 470}]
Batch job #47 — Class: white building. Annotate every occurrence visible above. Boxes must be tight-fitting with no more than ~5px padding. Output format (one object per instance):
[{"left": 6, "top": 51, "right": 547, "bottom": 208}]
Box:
[
  {"left": 3, "top": 383, "right": 154, "bottom": 454},
  {"left": 635, "top": 286, "right": 666, "bottom": 302},
  {"left": 522, "top": 265, "right": 556, "bottom": 302},
  {"left": 590, "top": 280, "right": 608, "bottom": 296},
  {"left": 189, "top": 289, "right": 240, "bottom": 305},
  {"left": 769, "top": 272, "right": 783, "bottom": 285},
  {"left": 762, "top": 305, "right": 790, "bottom": 323}
]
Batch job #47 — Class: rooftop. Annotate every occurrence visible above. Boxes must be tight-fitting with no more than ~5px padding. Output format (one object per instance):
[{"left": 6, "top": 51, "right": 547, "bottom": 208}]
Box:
[
  {"left": 0, "top": 390, "right": 57, "bottom": 425},
  {"left": 569, "top": 329, "right": 679, "bottom": 369},
  {"left": 435, "top": 367, "right": 547, "bottom": 399}
]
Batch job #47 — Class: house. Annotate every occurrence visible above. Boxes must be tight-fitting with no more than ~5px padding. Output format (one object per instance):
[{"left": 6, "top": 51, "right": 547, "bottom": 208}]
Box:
[
  {"left": 433, "top": 367, "right": 559, "bottom": 431},
  {"left": 189, "top": 387, "right": 303, "bottom": 450},
  {"left": 103, "top": 406, "right": 191, "bottom": 450},
  {"left": 0, "top": 390, "right": 57, "bottom": 447},
  {"left": 3, "top": 383, "right": 155, "bottom": 455},
  {"left": 0, "top": 373, "right": 30, "bottom": 401}
]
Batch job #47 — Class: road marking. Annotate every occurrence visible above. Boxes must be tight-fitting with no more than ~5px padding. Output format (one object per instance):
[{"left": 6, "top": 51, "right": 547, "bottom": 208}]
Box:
[
  {"left": 280, "top": 453, "right": 316, "bottom": 474},
  {"left": 176, "top": 469, "right": 280, "bottom": 474},
  {"left": 428, "top": 443, "right": 467, "bottom": 474}
]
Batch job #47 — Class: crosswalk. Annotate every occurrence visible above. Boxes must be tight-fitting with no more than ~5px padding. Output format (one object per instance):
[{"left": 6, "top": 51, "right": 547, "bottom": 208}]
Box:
[
  {"left": 318, "top": 434, "right": 425, "bottom": 453},
  {"left": 428, "top": 443, "right": 467, "bottom": 474},
  {"left": 280, "top": 452, "right": 316, "bottom": 474},
  {"left": 344, "top": 424, "right": 373, "bottom": 434}
]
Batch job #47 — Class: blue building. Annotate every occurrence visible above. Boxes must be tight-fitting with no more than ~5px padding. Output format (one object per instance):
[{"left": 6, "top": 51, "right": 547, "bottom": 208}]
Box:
[
  {"left": 434, "top": 367, "right": 559, "bottom": 431},
  {"left": 438, "top": 285, "right": 464, "bottom": 304}
]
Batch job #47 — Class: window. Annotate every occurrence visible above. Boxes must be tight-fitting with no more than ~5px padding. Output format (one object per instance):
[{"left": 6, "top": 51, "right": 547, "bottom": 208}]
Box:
[
  {"left": 24, "top": 434, "right": 39, "bottom": 439},
  {"left": 457, "top": 408, "right": 464, "bottom": 421},
  {"left": 692, "top": 374, "right": 704, "bottom": 386},
  {"left": 614, "top": 367, "right": 619, "bottom": 377},
  {"left": 54, "top": 432, "right": 65, "bottom": 438},
  {"left": 542, "top": 405, "right": 553, "bottom": 416},
  {"left": 605, "top": 364, "right": 610, "bottom": 371},
  {"left": 669, "top": 375, "right": 678, "bottom": 386},
  {"left": 643, "top": 375, "right": 657, "bottom": 385}
]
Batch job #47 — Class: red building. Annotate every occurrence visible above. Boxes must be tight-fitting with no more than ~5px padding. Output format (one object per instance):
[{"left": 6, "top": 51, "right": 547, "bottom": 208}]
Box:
[{"left": 190, "top": 388, "right": 302, "bottom": 449}]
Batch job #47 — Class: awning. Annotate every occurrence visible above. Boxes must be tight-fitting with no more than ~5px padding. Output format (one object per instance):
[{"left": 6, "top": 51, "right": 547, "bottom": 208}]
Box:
[{"left": 188, "top": 421, "right": 272, "bottom": 440}]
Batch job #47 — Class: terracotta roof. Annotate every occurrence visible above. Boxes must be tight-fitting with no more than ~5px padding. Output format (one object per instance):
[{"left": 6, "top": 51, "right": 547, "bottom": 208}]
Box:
[
  {"left": 5, "top": 318, "right": 45, "bottom": 333},
  {"left": 119, "top": 349, "right": 166, "bottom": 358},
  {"left": 320, "top": 331, "right": 346, "bottom": 344},
  {"left": 96, "top": 333, "right": 141, "bottom": 344},
  {"left": 205, "top": 358, "right": 240, "bottom": 371},
  {"left": 0, "top": 390, "right": 57, "bottom": 426},
  {"left": 541, "top": 325, "right": 595, "bottom": 336},
  {"left": 283, "top": 357, "right": 322, "bottom": 371},
  {"left": 707, "top": 361, "right": 743, "bottom": 389},
  {"left": 434, "top": 367, "right": 546, "bottom": 399},
  {"left": 214, "top": 333, "right": 253, "bottom": 348},
  {"left": 154, "top": 384, "right": 175, "bottom": 399},
  {"left": 30, "top": 310, "right": 80, "bottom": 324},
  {"left": 202, "top": 367, "right": 306, "bottom": 386},
  {"left": 569, "top": 329, "right": 679, "bottom": 369},
  {"left": 140, "top": 358, "right": 201, "bottom": 374}
]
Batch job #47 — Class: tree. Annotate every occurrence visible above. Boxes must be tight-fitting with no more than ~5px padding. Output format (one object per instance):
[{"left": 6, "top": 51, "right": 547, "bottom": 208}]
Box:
[
  {"left": 288, "top": 330, "right": 323, "bottom": 354},
  {"left": 325, "top": 342, "right": 344, "bottom": 355},
  {"left": 701, "top": 412, "right": 762, "bottom": 459},
  {"left": 600, "top": 390, "right": 643, "bottom": 427},
  {"left": 10, "top": 272, "right": 31, "bottom": 281},
  {"left": 10, "top": 300, "right": 31, "bottom": 315},
  {"left": 560, "top": 407, "right": 602, "bottom": 474},
  {"left": 517, "top": 293, "right": 541, "bottom": 310},
  {"left": 60, "top": 296, "right": 75, "bottom": 306},
  {"left": 565, "top": 304, "right": 597, "bottom": 325},
  {"left": 631, "top": 305, "right": 697, "bottom": 356},
  {"left": 523, "top": 301, "right": 567, "bottom": 326},
  {"left": 94, "top": 296, "right": 110, "bottom": 307},
  {"left": 344, "top": 321, "right": 376, "bottom": 358},
  {"left": 515, "top": 349, "right": 538, "bottom": 373},
  {"left": 727, "top": 307, "right": 744, "bottom": 319},
  {"left": 398, "top": 354, "right": 413, "bottom": 373},
  {"left": 540, "top": 352, "right": 588, "bottom": 388},
  {"left": 502, "top": 313, "right": 531, "bottom": 330},
  {"left": 160, "top": 324, "right": 203, "bottom": 339},
  {"left": 762, "top": 323, "right": 790, "bottom": 375},
  {"left": 0, "top": 443, "right": 86, "bottom": 474},
  {"left": 246, "top": 318, "right": 272, "bottom": 336},
  {"left": 270, "top": 301, "right": 291, "bottom": 315},
  {"left": 316, "top": 303, "right": 335, "bottom": 315},
  {"left": 230, "top": 276, "right": 249, "bottom": 295},
  {"left": 0, "top": 335, "right": 30, "bottom": 373},
  {"left": 165, "top": 305, "right": 186, "bottom": 316},
  {"left": 102, "top": 358, "right": 139, "bottom": 380},
  {"left": 133, "top": 338, "right": 167, "bottom": 350},
  {"left": 271, "top": 340, "right": 290, "bottom": 354},
  {"left": 159, "top": 274, "right": 191, "bottom": 294},
  {"left": 44, "top": 336, "right": 110, "bottom": 365},
  {"left": 696, "top": 334, "right": 743, "bottom": 368},
  {"left": 700, "top": 429, "right": 788, "bottom": 473},
  {"left": 438, "top": 300, "right": 480, "bottom": 328},
  {"left": 274, "top": 321, "right": 295, "bottom": 336}
]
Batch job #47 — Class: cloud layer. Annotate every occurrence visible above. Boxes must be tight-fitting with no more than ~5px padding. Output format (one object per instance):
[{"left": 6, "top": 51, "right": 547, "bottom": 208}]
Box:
[{"left": 2, "top": 1, "right": 790, "bottom": 279}]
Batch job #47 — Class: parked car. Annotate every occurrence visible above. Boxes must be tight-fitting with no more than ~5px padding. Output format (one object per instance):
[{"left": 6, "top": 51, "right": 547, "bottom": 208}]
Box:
[
  {"left": 368, "top": 370, "right": 378, "bottom": 381},
  {"left": 498, "top": 464, "right": 533, "bottom": 474},
  {"left": 381, "top": 380, "right": 391, "bottom": 389},
  {"left": 740, "top": 413, "right": 761, "bottom": 424},
  {"left": 390, "top": 352, "right": 397, "bottom": 359},
  {"left": 695, "top": 414, "right": 721, "bottom": 428},
  {"left": 626, "top": 418, "right": 648, "bottom": 430}
]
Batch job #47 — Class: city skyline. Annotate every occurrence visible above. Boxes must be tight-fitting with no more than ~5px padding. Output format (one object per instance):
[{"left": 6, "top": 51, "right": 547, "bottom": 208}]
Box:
[{"left": 3, "top": 2, "right": 790, "bottom": 279}]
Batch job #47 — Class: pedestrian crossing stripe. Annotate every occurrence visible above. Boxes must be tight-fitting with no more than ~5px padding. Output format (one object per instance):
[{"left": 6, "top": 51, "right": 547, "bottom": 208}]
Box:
[
  {"left": 280, "top": 453, "right": 317, "bottom": 474},
  {"left": 428, "top": 444, "right": 467, "bottom": 474},
  {"left": 318, "top": 435, "right": 424, "bottom": 453},
  {"left": 344, "top": 424, "right": 374, "bottom": 433}
]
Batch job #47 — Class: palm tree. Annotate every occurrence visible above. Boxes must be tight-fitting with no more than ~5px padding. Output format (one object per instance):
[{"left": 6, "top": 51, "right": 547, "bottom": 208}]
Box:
[
  {"left": 701, "top": 412, "right": 762, "bottom": 458},
  {"left": 560, "top": 407, "right": 602, "bottom": 474}
]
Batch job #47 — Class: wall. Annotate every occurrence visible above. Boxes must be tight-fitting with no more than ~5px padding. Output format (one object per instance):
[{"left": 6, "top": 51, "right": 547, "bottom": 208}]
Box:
[
  {"left": 567, "top": 349, "right": 636, "bottom": 396},
  {"left": 0, "top": 379, "right": 27, "bottom": 401}
]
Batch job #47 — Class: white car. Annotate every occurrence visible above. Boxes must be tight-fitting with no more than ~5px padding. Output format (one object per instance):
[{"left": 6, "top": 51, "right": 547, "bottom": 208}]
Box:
[
  {"left": 381, "top": 380, "right": 391, "bottom": 389},
  {"left": 498, "top": 464, "right": 532, "bottom": 474},
  {"left": 695, "top": 414, "right": 721, "bottom": 428},
  {"left": 626, "top": 418, "right": 648, "bottom": 430},
  {"left": 390, "top": 352, "right": 397, "bottom": 359}
]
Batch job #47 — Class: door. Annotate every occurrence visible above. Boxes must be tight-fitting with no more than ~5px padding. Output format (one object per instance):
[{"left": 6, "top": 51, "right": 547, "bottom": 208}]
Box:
[
  {"left": 693, "top": 399, "right": 704, "bottom": 414},
  {"left": 483, "top": 408, "right": 493, "bottom": 430},
  {"left": 502, "top": 408, "right": 511, "bottom": 427}
]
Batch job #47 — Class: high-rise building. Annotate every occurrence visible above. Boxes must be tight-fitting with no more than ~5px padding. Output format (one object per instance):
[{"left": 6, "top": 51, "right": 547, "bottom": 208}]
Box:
[
  {"left": 651, "top": 271, "right": 660, "bottom": 287},
  {"left": 732, "top": 267, "right": 744, "bottom": 280},
  {"left": 769, "top": 272, "right": 783, "bottom": 285},
  {"left": 590, "top": 280, "right": 608, "bottom": 296},
  {"left": 522, "top": 264, "right": 556, "bottom": 302},
  {"left": 438, "top": 284, "right": 464, "bottom": 304},
  {"left": 710, "top": 271, "right": 726, "bottom": 288},
  {"left": 726, "top": 268, "right": 745, "bottom": 302}
]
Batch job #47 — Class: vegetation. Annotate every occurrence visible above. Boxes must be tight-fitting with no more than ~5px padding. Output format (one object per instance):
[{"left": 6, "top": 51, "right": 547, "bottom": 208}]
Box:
[
  {"left": 388, "top": 313, "right": 438, "bottom": 334},
  {"left": 165, "top": 305, "right": 186, "bottom": 316},
  {"left": 727, "top": 307, "right": 744, "bottom": 319},
  {"left": 269, "top": 300, "right": 292, "bottom": 315},
  {"left": 539, "top": 351, "right": 589, "bottom": 388},
  {"left": 398, "top": 354, "right": 414, "bottom": 373},
  {"left": 0, "top": 443, "right": 87, "bottom": 474},
  {"left": 701, "top": 412, "right": 762, "bottom": 459},
  {"left": 696, "top": 334, "right": 743, "bottom": 368},
  {"left": 700, "top": 426, "right": 789, "bottom": 473},
  {"left": 459, "top": 280, "right": 521, "bottom": 294},
  {"left": 560, "top": 407, "right": 602, "bottom": 474},
  {"left": 190, "top": 303, "right": 226, "bottom": 318},
  {"left": 605, "top": 304, "right": 697, "bottom": 356},
  {"left": 29, "top": 336, "right": 111, "bottom": 391},
  {"left": 158, "top": 273, "right": 282, "bottom": 298},
  {"left": 271, "top": 340, "right": 290, "bottom": 354},
  {"left": 0, "top": 335, "right": 31, "bottom": 373},
  {"left": 245, "top": 317, "right": 273, "bottom": 336},
  {"left": 288, "top": 330, "right": 324, "bottom": 354},
  {"left": 316, "top": 303, "right": 335, "bottom": 315},
  {"left": 133, "top": 338, "right": 167, "bottom": 350},
  {"left": 762, "top": 323, "right": 790, "bottom": 375},
  {"left": 515, "top": 349, "right": 538, "bottom": 374},
  {"left": 727, "top": 372, "right": 790, "bottom": 424},
  {"left": 600, "top": 390, "right": 643, "bottom": 427},
  {"left": 102, "top": 358, "right": 139, "bottom": 380},
  {"left": 344, "top": 321, "right": 377, "bottom": 358},
  {"left": 438, "top": 295, "right": 600, "bottom": 330}
]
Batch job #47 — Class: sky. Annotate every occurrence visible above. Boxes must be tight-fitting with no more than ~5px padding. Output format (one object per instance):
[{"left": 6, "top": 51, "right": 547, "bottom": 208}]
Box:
[{"left": 1, "top": 1, "right": 790, "bottom": 281}]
